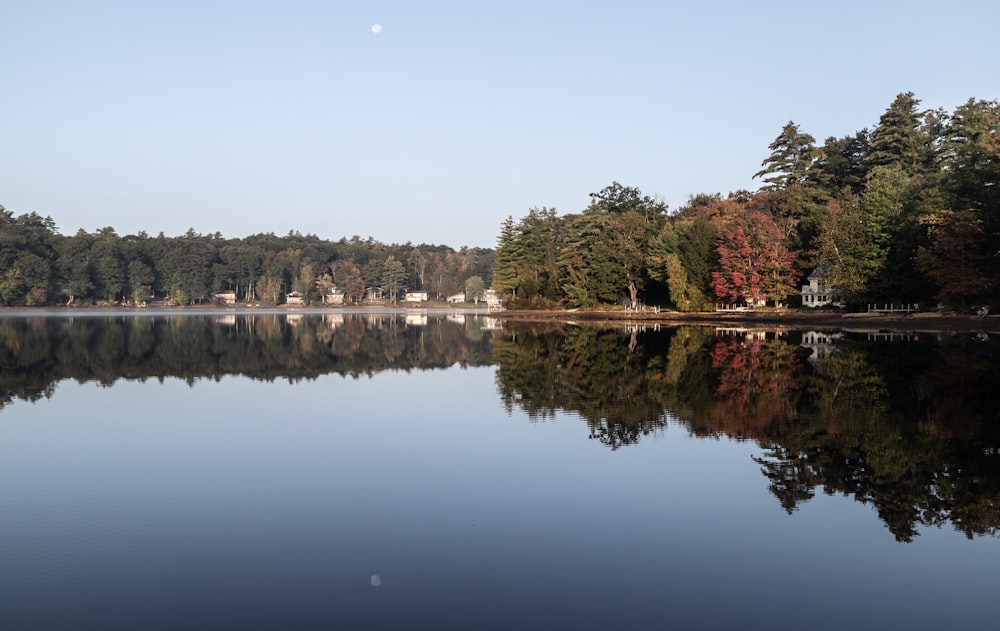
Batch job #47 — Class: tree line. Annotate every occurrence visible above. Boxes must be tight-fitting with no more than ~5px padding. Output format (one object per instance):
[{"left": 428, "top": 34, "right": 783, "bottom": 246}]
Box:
[
  {"left": 494, "top": 93, "right": 1000, "bottom": 311},
  {"left": 0, "top": 214, "right": 494, "bottom": 306}
]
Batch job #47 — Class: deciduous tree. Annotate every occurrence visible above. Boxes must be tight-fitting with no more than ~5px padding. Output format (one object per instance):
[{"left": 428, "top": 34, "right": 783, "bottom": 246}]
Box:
[
  {"left": 916, "top": 209, "right": 992, "bottom": 306},
  {"left": 711, "top": 211, "right": 797, "bottom": 306}
]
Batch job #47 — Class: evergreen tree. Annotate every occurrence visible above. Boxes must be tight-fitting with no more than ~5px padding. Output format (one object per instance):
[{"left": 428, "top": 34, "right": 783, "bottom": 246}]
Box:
[
  {"left": 380, "top": 256, "right": 406, "bottom": 304},
  {"left": 942, "top": 99, "right": 1000, "bottom": 247},
  {"left": 813, "top": 131, "right": 870, "bottom": 196},
  {"left": 753, "top": 122, "right": 829, "bottom": 260},
  {"left": 867, "top": 92, "right": 931, "bottom": 175},
  {"left": 753, "top": 121, "right": 819, "bottom": 190}
]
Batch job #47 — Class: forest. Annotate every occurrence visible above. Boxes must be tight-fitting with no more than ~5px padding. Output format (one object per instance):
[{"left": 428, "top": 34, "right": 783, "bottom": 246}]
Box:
[
  {"left": 3, "top": 92, "right": 997, "bottom": 311},
  {"left": 495, "top": 93, "right": 1000, "bottom": 311},
  {"left": 0, "top": 214, "right": 495, "bottom": 307}
]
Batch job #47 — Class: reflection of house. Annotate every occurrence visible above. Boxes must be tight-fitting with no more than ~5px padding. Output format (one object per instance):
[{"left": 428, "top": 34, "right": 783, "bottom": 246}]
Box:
[
  {"left": 447, "top": 293, "right": 465, "bottom": 304},
  {"left": 405, "top": 313, "right": 428, "bottom": 326},
  {"left": 801, "top": 330, "right": 840, "bottom": 358},
  {"left": 800, "top": 330, "right": 842, "bottom": 375},
  {"left": 802, "top": 264, "right": 838, "bottom": 307},
  {"left": 286, "top": 291, "right": 305, "bottom": 305},
  {"left": 324, "top": 287, "right": 345, "bottom": 305},
  {"left": 405, "top": 290, "right": 429, "bottom": 302},
  {"left": 482, "top": 317, "right": 503, "bottom": 330},
  {"left": 715, "top": 327, "right": 767, "bottom": 341},
  {"left": 214, "top": 291, "right": 237, "bottom": 305}
]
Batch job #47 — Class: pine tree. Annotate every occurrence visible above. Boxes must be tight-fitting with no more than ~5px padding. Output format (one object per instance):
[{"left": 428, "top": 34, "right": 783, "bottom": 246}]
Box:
[
  {"left": 867, "top": 92, "right": 929, "bottom": 175},
  {"left": 380, "top": 256, "right": 406, "bottom": 305},
  {"left": 753, "top": 121, "right": 819, "bottom": 190}
]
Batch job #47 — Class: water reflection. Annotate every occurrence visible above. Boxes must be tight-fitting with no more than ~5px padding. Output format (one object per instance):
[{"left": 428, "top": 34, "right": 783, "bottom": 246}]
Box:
[
  {"left": 492, "top": 322, "right": 1000, "bottom": 541},
  {"left": 0, "top": 314, "right": 997, "bottom": 541},
  {"left": 0, "top": 313, "right": 496, "bottom": 408}
]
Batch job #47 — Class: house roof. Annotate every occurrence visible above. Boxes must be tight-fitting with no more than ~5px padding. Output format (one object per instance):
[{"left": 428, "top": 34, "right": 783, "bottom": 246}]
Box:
[{"left": 808, "top": 263, "right": 831, "bottom": 280}]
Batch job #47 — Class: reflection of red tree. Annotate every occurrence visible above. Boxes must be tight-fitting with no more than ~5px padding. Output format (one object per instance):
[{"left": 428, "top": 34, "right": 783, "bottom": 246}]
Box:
[
  {"left": 710, "top": 337, "right": 798, "bottom": 433},
  {"left": 340, "top": 318, "right": 367, "bottom": 355}
]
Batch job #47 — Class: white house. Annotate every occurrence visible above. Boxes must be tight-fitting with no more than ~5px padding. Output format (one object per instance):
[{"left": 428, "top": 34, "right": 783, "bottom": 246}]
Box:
[
  {"left": 214, "top": 291, "right": 237, "bottom": 305},
  {"left": 404, "top": 290, "right": 429, "bottom": 302},
  {"left": 285, "top": 291, "right": 305, "bottom": 306},
  {"left": 801, "top": 265, "right": 839, "bottom": 307},
  {"left": 447, "top": 293, "right": 466, "bottom": 304},
  {"left": 324, "top": 287, "right": 345, "bottom": 305},
  {"left": 485, "top": 289, "right": 503, "bottom": 311}
]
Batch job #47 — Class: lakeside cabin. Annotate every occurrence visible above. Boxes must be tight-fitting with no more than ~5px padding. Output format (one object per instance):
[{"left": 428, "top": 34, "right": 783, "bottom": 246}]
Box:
[
  {"left": 404, "top": 290, "right": 429, "bottom": 303},
  {"left": 214, "top": 291, "right": 237, "bottom": 305},
  {"left": 324, "top": 287, "right": 345, "bottom": 305}
]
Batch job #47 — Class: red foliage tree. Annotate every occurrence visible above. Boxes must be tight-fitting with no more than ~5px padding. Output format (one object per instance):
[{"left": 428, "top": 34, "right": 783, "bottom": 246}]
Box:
[{"left": 710, "top": 211, "right": 798, "bottom": 305}]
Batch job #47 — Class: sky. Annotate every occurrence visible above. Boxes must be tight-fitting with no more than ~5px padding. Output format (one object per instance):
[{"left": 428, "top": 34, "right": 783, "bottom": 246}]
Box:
[{"left": 3, "top": 1, "right": 999, "bottom": 248}]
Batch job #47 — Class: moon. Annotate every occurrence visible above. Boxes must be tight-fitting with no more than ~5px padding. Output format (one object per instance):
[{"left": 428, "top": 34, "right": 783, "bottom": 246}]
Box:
[{"left": 371, "top": 24, "right": 382, "bottom": 34}]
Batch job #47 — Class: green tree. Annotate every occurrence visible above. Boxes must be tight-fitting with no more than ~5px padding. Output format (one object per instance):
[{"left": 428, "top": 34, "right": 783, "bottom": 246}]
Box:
[
  {"left": 753, "top": 121, "right": 820, "bottom": 190},
  {"left": 57, "top": 230, "right": 96, "bottom": 304},
  {"left": 218, "top": 244, "right": 263, "bottom": 301},
  {"left": 464, "top": 275, "right": 486, "bottom": 303},
  {"left": 493, "top": 208, "right": 563, "bottom": 305},
  {"left": 407, "top": 248, "right": 427, "bottom": 289},
  {"left": 812, "top": 194, "right": 879, "bottom": 303},
  {"left": 0, "top": 209, "right": 59, "bottom": 305},
  {"left": 91, "top": 227, "right": 125, "bottom": 303},
  {"left": 941, "top": 98, "right": 1000, "bottom": 282},
  {"left": 588, "top": 181, "right": 668, "bottom": 223},
  {"left": 867, "top": 92, "right": 931, "bottom": 175},
  {"left": 380, "top": 255, "right": 406, "bottom": 305},
  {"left": 861, "top": 165, "right": 925, "bottom": 300},
  {"left": 155, "top": 230, "right": 218, "bottom": 305},
  {"left": 812, "top": 131, "right": 870, "bottom": 196},
  {"left": 127, "top": 259, "right": 155, "bottom": 305},
  {"left": 753, "top": 123, "right": 830, "bottom": 260}
]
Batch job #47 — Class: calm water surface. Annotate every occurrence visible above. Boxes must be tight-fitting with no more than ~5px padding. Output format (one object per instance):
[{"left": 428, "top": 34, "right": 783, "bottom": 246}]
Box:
[{"left": 0, "top": 313, "right": 996, "bottom": 629}]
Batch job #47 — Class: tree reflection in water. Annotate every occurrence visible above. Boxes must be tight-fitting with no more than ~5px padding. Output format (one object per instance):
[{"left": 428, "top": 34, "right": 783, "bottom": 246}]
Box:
[
  {"left": 493, "top": 322, "right": 1000, "bottom": 541},
  {"left": 0, "top": 314, "right": 997, "bottom": 540}
]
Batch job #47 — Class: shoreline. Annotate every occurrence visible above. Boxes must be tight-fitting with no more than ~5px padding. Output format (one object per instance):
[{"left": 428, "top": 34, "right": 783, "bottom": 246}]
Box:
[
  {"left": 0, "top": 304, "right": 490, "bottom": 318},
  {"left": 488, "top": 308, "right": 1000, "bottom": 334}
]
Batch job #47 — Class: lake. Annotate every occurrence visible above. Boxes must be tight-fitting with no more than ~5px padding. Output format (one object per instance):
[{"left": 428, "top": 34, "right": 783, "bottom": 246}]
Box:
[{"left": 0, "top": 312, "right": 997, "bottom": 629}]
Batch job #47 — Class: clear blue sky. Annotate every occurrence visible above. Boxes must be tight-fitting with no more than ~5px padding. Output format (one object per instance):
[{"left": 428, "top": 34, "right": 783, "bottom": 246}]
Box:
[{"left": 4, "top": 1, "right": 998, "bottom": 248}]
